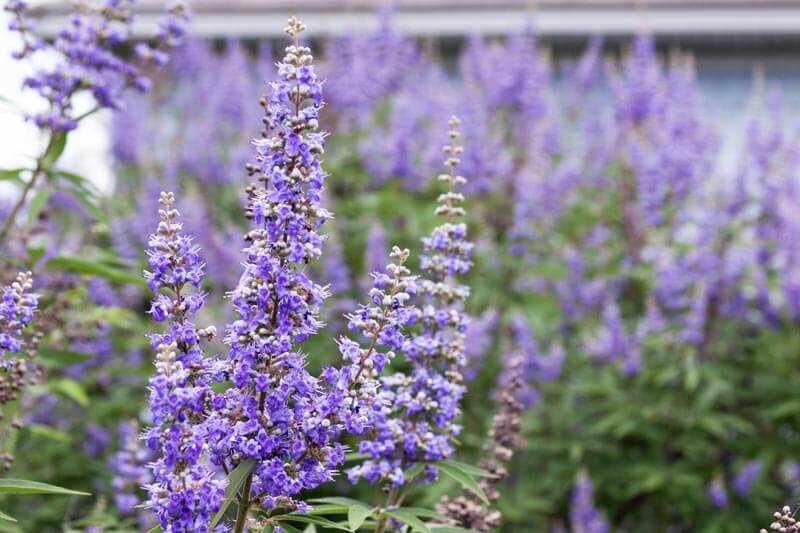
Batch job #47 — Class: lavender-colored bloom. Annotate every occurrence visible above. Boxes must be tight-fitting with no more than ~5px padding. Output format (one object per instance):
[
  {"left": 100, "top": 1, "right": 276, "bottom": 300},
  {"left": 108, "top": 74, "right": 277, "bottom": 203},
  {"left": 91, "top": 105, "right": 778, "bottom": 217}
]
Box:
[
  {"left": 323, "top": 7, "right": 419, "bottom": 130},
  {"left": 5, "top": 0, "right": 188, "bottom": 132},
  {"left": 363, "top": 221, "right": 388, "bottom": 288},
  {"left": 142, "top": 192, "right": 224, "bottom": 532},
  {"left": 203, "top": 18, "right": 346, "bottom": 516},
  {"left": 586, "top": 298, "right": 641, "bottom": 376},
  {"left": 707, "top": 477, "right": 728, "bottom": 508},
  {"left": 84, "top": 423, "right": 111, "bottom": 459},
  {"left": 570, "top": 472, "right": 609, "bottom": 533},
  {"left": 110, "top": 420, "right": 152, "bottom": 515},
  {"left": 321, "top": 245, "right": 418, "bottom": 436},
  {"left": 0, "top": 271, "right": 37, "bottom": 362},
  {"left": 463, "top": 309, "right": 499, "bottom": 381},
  {"left": 351, "top": 117, "right": 473, "bottom": 486},
  {"left": 732, "top": 460, "right": 762, "bottom": 496}
]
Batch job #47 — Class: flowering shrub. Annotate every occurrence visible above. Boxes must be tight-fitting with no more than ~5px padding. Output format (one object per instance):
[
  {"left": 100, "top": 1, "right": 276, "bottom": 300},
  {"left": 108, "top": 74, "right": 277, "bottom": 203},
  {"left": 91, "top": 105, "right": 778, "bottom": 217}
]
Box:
[{"left": 2, "top": 3, "right": 800, "bottom": 533}]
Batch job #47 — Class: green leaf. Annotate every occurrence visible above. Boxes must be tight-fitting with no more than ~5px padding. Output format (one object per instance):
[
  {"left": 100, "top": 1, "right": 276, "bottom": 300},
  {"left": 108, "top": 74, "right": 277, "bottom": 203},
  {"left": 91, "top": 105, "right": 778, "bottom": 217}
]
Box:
[
  {"left": 26, "top": 189, "right": 52, "bottom": 226},
  {"left": 395, "top": 508, "right": 449, "bottom": 522},
  {"left": 50, "top": 378, "right": 89, "bottom": 407},
  {"left": 210, "top": 459, "right": 256, "bottom": 527},
  {"left": 347, "top": 503, "right": 373, "bottom": 531},
  {"left": 436, "top": 463, "right": 490, "bottom": 506},
  {"left": 38, "top": 347, "right": 94, "bottom": 367},
  {"left": 306, "top": 504, "right": 349, "bottom": 516},
  {"left": 437, "top": 460, "right": 497, "bottom": 479},
  {"left": 41, "top": 131, "right": 67, "bottom": 169},
  {"left": 0, "top": 511, "right": 15, "bottom": 523},
  {"left": 45, "top": 256, "right": 146, "bottom": 287},
  {"left": 276, "top": 515, "right": 351, "bottom": 531},
  {"left": 384, "top": 509, "right": 431, "bottom": 533},
  {"left": 0, "top": 479, "right": 89, "bottom": 496},
  {"left": 146, "top": 527, "right": 163, "bottom": 533},
  {"left": 274, "top": 524, "right": 303, "bottom": 533},
  {"left": 430, "top": 527, "right": 482, "bottom": 533},
  {"left": 26, "top": 423, "right": 71, "bottom": 443},
  {"left": 0, "top": 169, "right": 26, "bottom": 185},
  {"left": 27, "top": 245, "right": 46, "bottom": 266},
  {"left": 403, "top": 462, "right": 425, "bottom": 481},
  {"left": 311, "top": 497, "right": 368, "bottom": 508}
]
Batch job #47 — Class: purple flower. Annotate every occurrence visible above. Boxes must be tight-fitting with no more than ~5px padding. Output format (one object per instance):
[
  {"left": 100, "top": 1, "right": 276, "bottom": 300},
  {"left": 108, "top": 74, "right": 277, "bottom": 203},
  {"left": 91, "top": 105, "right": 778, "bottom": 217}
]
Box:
[
  {"left": 0, "top": 271, "right": 37, "bottom": 363},
  {"left": 203, "top": 17, "right": 346, "bottom": 518},
  {"left": 463, "top": 309, "right": 499, "bottom": 381},
  {"left": 707, "top": 477, "right": 728, "bottom": 508},
  {"left": 732, "top": 460, "right": 762, "bottom": 496},
  {"left": 570, "top": 472, "right": 609, "bottom": 533},
  {"left": 5, "top": 0, "right": 189, "bottom": 132},
  {"left": 109, "top": 420, "right": 153, "bottom": 516},
  {"left": 351, "top": 117, "right": 473, "bottom": 486},
  {"left": 142, "top": 192, "right": 224, "bottom": 532}
]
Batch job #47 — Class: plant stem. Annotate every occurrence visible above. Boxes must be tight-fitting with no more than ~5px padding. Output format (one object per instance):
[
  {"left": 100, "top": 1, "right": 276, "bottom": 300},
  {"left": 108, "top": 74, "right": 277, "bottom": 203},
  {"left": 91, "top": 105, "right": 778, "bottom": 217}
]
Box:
[
  {"left": 233, "top": 471, "right": 254, "bottom": 533},
  {"left": 374, "top": 487, "right": 399, "bottom": 533},
  {"left": 0, "top": 131, "right": 56, "bottom": 245}
]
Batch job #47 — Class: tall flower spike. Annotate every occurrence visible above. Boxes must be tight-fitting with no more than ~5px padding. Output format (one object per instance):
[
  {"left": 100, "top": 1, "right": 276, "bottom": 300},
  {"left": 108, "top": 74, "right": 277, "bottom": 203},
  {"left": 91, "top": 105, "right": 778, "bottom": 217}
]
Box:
[
  {"left": 143, "top": 192, "right": 224, "bottom": 533},
  {"left": 323, "top": 246, "right": 418, "bottom": 437},
  {"left": 351, "top": 117, "right": 473, "bottom": 486},
  {"left": 204, "top": 17, "right": 344, "bottom": 524},
  {"left": 0, "top": 271, "right": 37, "bottom": 362},
  {"left": 436, "top": 355, "right": 524, "bottom": 531}
]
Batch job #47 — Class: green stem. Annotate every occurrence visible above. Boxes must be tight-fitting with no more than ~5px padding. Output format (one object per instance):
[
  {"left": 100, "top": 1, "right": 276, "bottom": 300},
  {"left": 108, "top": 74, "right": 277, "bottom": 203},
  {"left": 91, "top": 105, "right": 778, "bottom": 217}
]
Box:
[
  {"left": 374, "top": 487, "right": 399, "bottom": 533},
  {"left": 233, "top": 471, "right": 254, "bottom": 533}
]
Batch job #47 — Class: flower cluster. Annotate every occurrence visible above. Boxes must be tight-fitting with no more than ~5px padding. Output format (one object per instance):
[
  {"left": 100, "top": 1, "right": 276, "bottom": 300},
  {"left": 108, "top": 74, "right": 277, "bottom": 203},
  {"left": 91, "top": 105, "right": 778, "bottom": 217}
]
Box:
[
  {"left": 0, "top": 271, "right": 38, "bottom": 361},
  {"left": 322, "top": 245, "right": 418, "bottom": 435},
  {"left": 4, "top": 0, "right": 188, "bottom": 131},
  {"left": 570, "top": 472, "right": 609, "bottom": 533},
  {"left": 351, "top": 117, "right": 473, "bottom": 486},
  {"left": 761, "top": 505, "right": 800, "bottom": 533},
  {"left": 142, "top": 192, "right": 224, "bottom": 532},
  {"left": 109, "top": 420, "right": 152, "bottom": 516},
  {"left": 202, "top": 16, "right": 345, "bottom": 517}
]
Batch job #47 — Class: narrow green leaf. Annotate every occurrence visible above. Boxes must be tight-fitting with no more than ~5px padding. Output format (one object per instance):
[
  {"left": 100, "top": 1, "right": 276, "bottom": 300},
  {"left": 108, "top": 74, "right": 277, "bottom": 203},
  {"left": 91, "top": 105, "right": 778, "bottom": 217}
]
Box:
[
  {"left": 344, "top": 452, "right": 367, "bottom": 462},
  {"left": 311, "top": 497, "right": 368, "bottom": 508},
  {"left": 436, "top": 463, "right": 489, "bottom": 506},
  {"left": 384, "top": 509, "right": 431, "bottom": 533},
  {"left": 26, "top": 189, "right": 52, "bottom": 226},
  {"left": 276, "top": 514, "right": 351, "bottom": 531},
  {"left": 437, "top": 460, "right": 498, "bottom": 479},
  {"left": 26, "top": 424, "right": 71, "bottom": 443},
  {"left": 395, "top": 507, "right": 449, "bottom": 522},
  {"left": 38, "top": 347, "right": 94, "bottom": 367},
  {"left": 45, "top": 256, "right": 146, "bottom": 287},
  {"left": 0, "top": 169, "right": 26, "bottom": 183},
  {"left": 306, "top": 504, "right": 349, "bottom": 516},
  {"left": 27, "top": 245, "right": 46, "bottom": 266},
  {"left": 403, "top": 462, "right": 425, "bottom": 482},
  {"left": 347, "top": 503, "right": 373, "bottom": 531},
  {"left": 50, "top": 378, "right": 89, "bottom": 407},
  {"left": 146, "top": 526, "right": 163, "bottom": 533},
  {"left": 0, "top": 511, "right": 15, "bottom": 523},
  {"left": 210, "top": 459, "right": 256, "bottom": 527},
  {"left": 273, "top": 523, "right": 302, "bottom": 533},
  {"left": 41, "top": 132, "right": 67, "bottom": 169},
  {"left": 0, "top": 479, "right": 89, "bottom": 496}
]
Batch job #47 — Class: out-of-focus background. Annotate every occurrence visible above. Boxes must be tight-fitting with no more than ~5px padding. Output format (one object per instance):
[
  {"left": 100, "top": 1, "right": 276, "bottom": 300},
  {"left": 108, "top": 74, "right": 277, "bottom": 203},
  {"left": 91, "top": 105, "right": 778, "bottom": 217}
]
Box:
[{"left": 5, "top": 0, "right": 800, "bottom": 182}]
